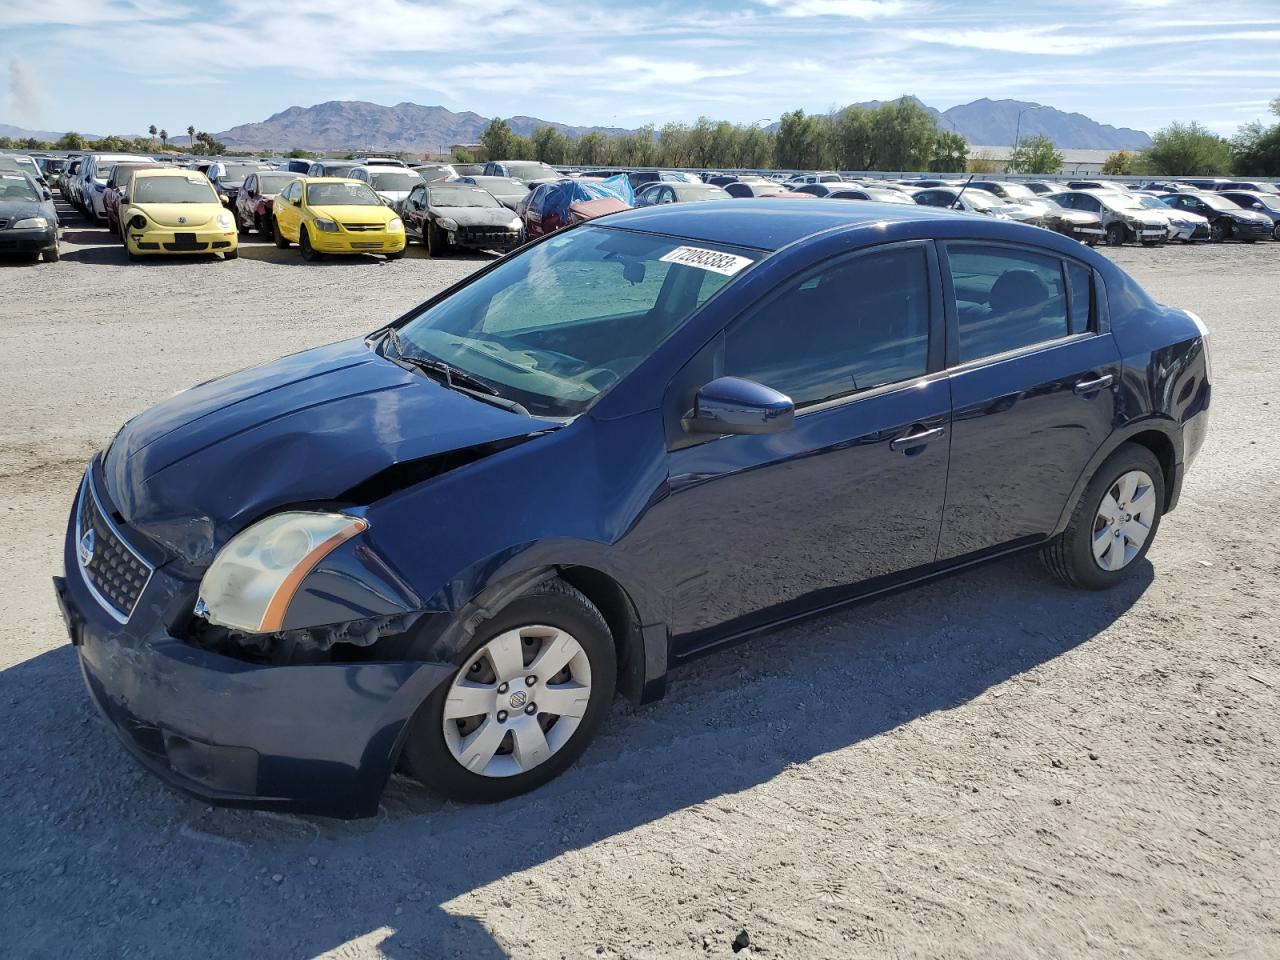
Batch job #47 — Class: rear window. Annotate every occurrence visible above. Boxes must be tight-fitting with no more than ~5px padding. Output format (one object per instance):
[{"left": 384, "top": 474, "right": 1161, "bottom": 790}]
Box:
[{"left": 134, "top": 175, "right": 217, "bottom": 204}]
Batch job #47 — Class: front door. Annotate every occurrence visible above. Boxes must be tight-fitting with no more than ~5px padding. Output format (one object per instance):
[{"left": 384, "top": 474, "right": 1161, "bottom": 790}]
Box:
[
  {"left": 660, "top": 242, "right": 953, "bottom": 650},
  {"left": 936, "top": 242, "right": 1121, "bottom": 560}
]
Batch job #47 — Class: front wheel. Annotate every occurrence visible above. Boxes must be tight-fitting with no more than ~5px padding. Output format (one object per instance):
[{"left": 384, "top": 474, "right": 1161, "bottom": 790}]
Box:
[
  {"left": 299, "top": 226, "right": 321, "bottom": 261},
  {"left": 385, "top": 250, "right": 404, "bottom": 260},
  {"left": 1104, "top": 223, "right": 1126, "bottom": 246},
  {"left": 403, "top": 578, "right": 616, "bottom": 802},
  {"left": 223, "top": 247, "right": 239, "bottom": 260},
  {"left": 42, "top": 245, "right": 60, "bottom": 263},
  {"left": 1041, "top": 443, "right": 1165, "bottom": 590},
  {"left": 1272, "top": 223, "right": 1280, "bottom": 241},
  {"left": 1209, "top": 219, "right": 1228, "bottom": 243}
]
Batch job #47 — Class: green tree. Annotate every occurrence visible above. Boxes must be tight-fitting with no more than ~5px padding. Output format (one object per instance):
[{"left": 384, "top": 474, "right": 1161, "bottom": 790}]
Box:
[
  {"left": 148, "top": 124, "right": 157, "bottom": 145},
  {"left": 56, "top": 131, "right": 85, "bottom": 150},
  {"left": 530, "top": 126, "right": 570, "bottom": 164},
  {"left": 1007, "top": 134, "right": 1064, "bottom": 174},
  {"left": 775, "top": 109, "right": 823, "bottom": 169},
  {"left": 158, "top": 128, "right": 168, "bottom": 149},
  {"left": 611, "top": 125, "right": 657, "bottom": 167},
  {"left": 739, "top": 126, "right": 774, "bottom": 169},
  {"left": 186, "top": 124, "right": 195, "bottom": 146},
  {"left": 452, "top": 147, "right": 474, "bottom": 163},
  {"left": 574, "top": 131, "right": 608, "bottom": 165},
  {"left": 656, "top": 122, "right": 691, "bottom": 167},
  {"left": 480, "top": 118, "right": 516, "bottom": 161},
  {"left": 1101, "top": 150, "right": 1140, "bottom": 175},
  {"left": 929, "top": 131, "right": 968, "bottom": 173},
  {"left": 867, "top": 98, "right": 938, "bottom": 170},
  {"left": 1229, "top": 98, "right": 1280, "bottom": 176},
  {"left": 1145, "top": 121, "right": 1233, "bottom": 175}
]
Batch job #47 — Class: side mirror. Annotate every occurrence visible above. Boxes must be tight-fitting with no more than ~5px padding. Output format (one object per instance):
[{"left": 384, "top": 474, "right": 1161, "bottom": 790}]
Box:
[
  {"left": 683, "top": 377, "right": 794, "bottom": 436},
  {"left": 382, "top": 196, "right": 391, "bottom": 206},
  {"left": 290, "top": 197, "right": 301, "bottom": 206},
  {"left": 1253, "top": 203, "right": 1264, "bottom": 210},
  {"left": 219, "top": 194, "right": 230, "bottom": 205}
]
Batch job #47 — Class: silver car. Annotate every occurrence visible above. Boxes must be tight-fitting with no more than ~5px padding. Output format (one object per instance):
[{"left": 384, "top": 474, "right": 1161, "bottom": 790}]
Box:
[{"left": 1048, "top": 190, "right": 1169, "bottom": 246}]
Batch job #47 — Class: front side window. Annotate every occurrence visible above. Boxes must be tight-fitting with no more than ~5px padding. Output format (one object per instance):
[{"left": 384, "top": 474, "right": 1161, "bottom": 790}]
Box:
[
  {"left": 394, "top": 226, "right": 755, "bottom": 417},
  {"left": 948, "top": 245, "right": 1072, "bottom": 363},
  {"left": 724, "top": 246, "right": 932, "bottom": 406}
]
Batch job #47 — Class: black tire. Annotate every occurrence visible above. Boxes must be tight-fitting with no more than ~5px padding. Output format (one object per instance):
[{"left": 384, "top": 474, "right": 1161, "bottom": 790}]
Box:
[
  {"left": 236, "top": 212, "right": 248, "bottom": 235},
  {"left": 1041, "top": 443, "right": 1165, "bottom": 590},
  {"left": 223, "top": 247, "right": 239, "bottom": 260},
  {"left": 42, "top": 246, "right": 59, "bottom": 263},
  {"left": 299, "top": 226, "right": 321, "bottom": 261},
  {"left": 1104, "top": 223, "right": 1126, "bottom": 246},
  {"left": 427, "top": 222, "right": 449, "bottom": 257},
  {"left": 1272, "top": 223, "right": 1280, "bottom": 241},
  {"left": 273, "top": 218, "right": 290, "bottom": 248},
  {"left": 257, "top": 213, "right": 273, "bottom": 241},
  {"left": 1209, "top": 219, "right": 1228, "bottom": 243},
  {"left": 403, "top": 578, "right": 617, "bottom": 803},
  {"left": 385, "top": 250, "right": 404, "bottom": 261}
]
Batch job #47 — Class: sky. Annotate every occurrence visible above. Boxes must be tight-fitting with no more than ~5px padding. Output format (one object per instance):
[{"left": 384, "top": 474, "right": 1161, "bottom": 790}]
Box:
[{"left": 2, "top": 0, "right": 1277, "bottom": 139}]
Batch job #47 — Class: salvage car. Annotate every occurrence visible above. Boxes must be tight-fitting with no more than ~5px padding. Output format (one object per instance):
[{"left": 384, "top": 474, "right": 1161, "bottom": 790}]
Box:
[
  {"left": 0, "top": 171, "right": 60, "bottom": 263},
  {"left": 1157, "top": 191, "right": 1273, "bottom": 243},
  {"left": 1214, "top": 191, "right": 1280, "bottom": 240},
  {"left": 912, "top": 186, "right": 1041, "bottom": 225},
  {"left": 635, "top": 182, "right": 731, "bottom": 206},
  {"left": 827, "top": 187, "right": 915, "bottom": 204},
  {"left": 484, "top": 160, "right": 561, "bottom": 183},
  {"left": 724, "top": 181, "right": 815, "bottom": 199},
  {"left": 1133, "top": 194, "right": 1208, "bottom": 243},
  {"left": 401, "top": 181, "right": 524, "bottom": 256},
  {"left": 272, "top": 177, "right": 405, "bottom": 261},
  {"left": 104, "top": 163, "right": 167, "bottom": 236},
  {"left": 521, "top": 179, "right": 632, "bottom": 239},
  {"left": 1048, "top": 191, "right": 1169, "bottom": 247},
  {"left": 232, "top": 171, "right": 301, "bottom": 237},
  {"left": 120, "top": 168, "right": 238, "bottom": 261},
  {"left": 55, "top": 199, "right": 1210, "bottom": 817},
  {"left": 349, "top": 166, "right": 425, "bottom": 210},
  {"left": 207, "top": 162, "right": 267, "bottom": 207}
]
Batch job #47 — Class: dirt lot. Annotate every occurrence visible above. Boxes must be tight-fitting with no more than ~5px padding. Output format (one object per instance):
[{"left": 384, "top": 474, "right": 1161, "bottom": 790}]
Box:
[{"left": 1, "top": 205, "right": 1277, "bottom": 960}]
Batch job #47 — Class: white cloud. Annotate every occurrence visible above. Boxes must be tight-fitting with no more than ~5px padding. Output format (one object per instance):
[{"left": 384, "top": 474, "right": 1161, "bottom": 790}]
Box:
[
  {"left": 6, "top": 57, "right": 47, "bottom": 127},
  {"left": 757, "top": 0, "right": 915, "bottom": 17}
]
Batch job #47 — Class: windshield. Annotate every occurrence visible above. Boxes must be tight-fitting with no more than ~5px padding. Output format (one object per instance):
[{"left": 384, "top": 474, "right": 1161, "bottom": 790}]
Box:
[
  {"left": 504, "top": 162, "right": 558, "bottom": 180},
  {"left": 1248, "top": 194, "right": 1280, "bottom": 210},
  {"left": 306, "top": 182, "right": 382, "bottom": 206},
  {"left": 429, "top": 185, "right": 502, "bottom": 208},
  {"left": 674, "top": 185, "right": 728, "bottom": 201},
  {"left": 257, "top": 173, "right": 297, "bottom": 194},
  {"left": 392, "top": 226, "right": 756, "bottom": 417},
  {"left": 370, "top": 171, "right": 421, "bottom": 192},
  {"left": 473, "top": 177, "right": 527, "bottom": 197},
  {"left": 218, "top": 164, "right": 260, "bottom": 185},
  {"left": 961, "top": 190, "right": 1002, "bottom": 211},
  {"left": 134, "top": 175, "right": 218, "bottom": 204},
  {"left": 415, "top": 166, "right": 454, "bottom": 181},
  {"left": 0, "top": 174, "right": 40, "bottom": 201},
  {"left": 1135, "top": 196, "right": 1166, "bottom": 210},
  {"left": 320, "top": 163, "right": 357, "bottom": 177},
  {"left": 997, "top": 182, "right": 1037, "bottom": 200},
  {"left": 1196, "top": 193, "right": 1237, "bottom": 211},
  {"left": 1108, "top": 195, "right": 1148, "bottom": 211},
  {"left": 867, "top": 189, "right": 913, "bottom": 203}
]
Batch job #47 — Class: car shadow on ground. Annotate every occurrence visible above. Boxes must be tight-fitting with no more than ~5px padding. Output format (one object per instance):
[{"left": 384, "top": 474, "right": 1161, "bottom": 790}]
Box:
[{"left": 1, "top": 555, "right": 1153, "bottom": 957}]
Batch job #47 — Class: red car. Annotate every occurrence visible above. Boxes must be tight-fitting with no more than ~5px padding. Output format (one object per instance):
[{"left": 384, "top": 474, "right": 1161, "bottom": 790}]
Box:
[
  {"left": 519, "top": 182, "right": 631, "bottom": 239},
  {"left": 233, "top": 170, "right": 303, "bottom": 238},
  {"left": 103, "top": 163, "right": 165, "bottom": 237}
]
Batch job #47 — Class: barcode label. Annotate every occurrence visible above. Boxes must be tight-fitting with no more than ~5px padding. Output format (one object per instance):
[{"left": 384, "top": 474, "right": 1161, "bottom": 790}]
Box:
[{"left": 659, "top": 245, "right": 753, "bottom": 276}]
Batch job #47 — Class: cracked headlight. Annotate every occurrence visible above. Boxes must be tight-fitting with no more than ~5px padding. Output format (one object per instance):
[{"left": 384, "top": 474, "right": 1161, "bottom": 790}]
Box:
[
  {"left": 439, "top": 217, "right": 458, "bottom": 232},
  {"left": 196, "top": 512, "right": 368, "bottom": 633}
]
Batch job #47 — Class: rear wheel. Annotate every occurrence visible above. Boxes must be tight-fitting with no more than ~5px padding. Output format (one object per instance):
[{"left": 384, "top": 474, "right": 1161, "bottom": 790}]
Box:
[
  {"left": 1105, "top": 223, "right": 1126, "bottom": 246},
  {"left": 273, "top": 218, "right": 289, "bottom": 248},
  {"left": 403, "top": 578, "right": 616, "bottom": 802},
  {"left": 1041, "top": 443, "right": 1165, "bottom": 590},
  {"left": 1272, "top": 223, "right": 1280, "bottom": 241},
  {"left": 257, "top": 213, "right": 273, "bottom": 241}
]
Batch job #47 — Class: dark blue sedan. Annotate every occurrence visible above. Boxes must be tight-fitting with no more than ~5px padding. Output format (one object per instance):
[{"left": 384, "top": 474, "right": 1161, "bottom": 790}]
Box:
[{"left": 54, "top": 200, "right": 1211, "bottom": 816}]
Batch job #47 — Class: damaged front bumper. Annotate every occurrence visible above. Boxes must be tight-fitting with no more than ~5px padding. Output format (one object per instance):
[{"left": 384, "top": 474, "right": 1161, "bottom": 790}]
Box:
[{"left": 54, "top": 480, "right": 454, "bottom": 818}]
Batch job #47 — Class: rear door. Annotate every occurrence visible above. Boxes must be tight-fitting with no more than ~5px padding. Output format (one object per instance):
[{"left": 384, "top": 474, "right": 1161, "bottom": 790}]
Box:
[{"left": 936, "top": 242, "right": 1120, "bottom": 560}]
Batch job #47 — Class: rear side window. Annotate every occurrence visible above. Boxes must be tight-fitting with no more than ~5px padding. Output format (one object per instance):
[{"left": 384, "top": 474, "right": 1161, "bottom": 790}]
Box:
[
  {"left": 1065, "top": 261, "right": 1093, "bottom": 334},
  {"left": 947, "top": 246, "right": 1071, "bottom": 362},
  {"left": 724, "top": 246, "right": 931, "bottom": 406}
]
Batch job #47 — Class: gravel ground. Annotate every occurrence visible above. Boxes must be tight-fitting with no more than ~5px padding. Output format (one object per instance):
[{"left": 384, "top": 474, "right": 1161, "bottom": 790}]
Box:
[{"left": 1, "top": 206, "right": 1278, "bottom": 960}]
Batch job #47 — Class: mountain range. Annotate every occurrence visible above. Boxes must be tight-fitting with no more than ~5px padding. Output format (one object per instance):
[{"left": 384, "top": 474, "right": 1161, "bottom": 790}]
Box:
[{"left": 2, "top": 97, "right": 1152, "bottom": 154}]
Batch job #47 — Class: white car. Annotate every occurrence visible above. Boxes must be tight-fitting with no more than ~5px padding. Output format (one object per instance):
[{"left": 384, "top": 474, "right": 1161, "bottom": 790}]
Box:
[
  {"left": 1049, "top": 189, "right": 1170, "bottom": 246},
  {"left": 77, "top": 153, "right": 155, "bottom": 222},
  {"left": 1132, "top": 193, "right": 1208, "bottom": 242},
  {"left": 348, "top": 166, "right": 424, "bottom": 210}
]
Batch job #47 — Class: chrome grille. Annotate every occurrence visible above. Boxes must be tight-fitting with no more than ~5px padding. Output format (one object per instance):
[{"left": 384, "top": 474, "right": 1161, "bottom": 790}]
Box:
[
  {"left": 342, "top": 223, "right": 381, "bottom": 232},
  {"left": 76, "top": 470, "right": 154, "bottom": 623}
]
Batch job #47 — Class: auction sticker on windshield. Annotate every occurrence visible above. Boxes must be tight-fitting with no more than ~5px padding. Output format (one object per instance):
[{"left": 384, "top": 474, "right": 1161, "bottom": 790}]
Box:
[{"left": 659, "top": 246, "right": 753, "bottom": 276}]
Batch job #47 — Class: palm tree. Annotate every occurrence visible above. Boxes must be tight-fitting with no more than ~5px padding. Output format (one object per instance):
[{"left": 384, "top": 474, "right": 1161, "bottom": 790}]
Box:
[
  {"left": 187, "top": 125, "right": 195, "bottom": 149},
  {"left": 148, "top": 124, "right": 157, "bottom": 145},
  {"left": 159, "top": 128, "right": 168, "bottom": 149}
]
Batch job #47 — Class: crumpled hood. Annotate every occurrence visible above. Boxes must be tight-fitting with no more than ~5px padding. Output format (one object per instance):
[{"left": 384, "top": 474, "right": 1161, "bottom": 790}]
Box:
[
  {"left": 102, "top": 337, "right": 547, "bottom": 564},
  {"left": 430, "top": 204, "right": 520, "bottom": 227}
]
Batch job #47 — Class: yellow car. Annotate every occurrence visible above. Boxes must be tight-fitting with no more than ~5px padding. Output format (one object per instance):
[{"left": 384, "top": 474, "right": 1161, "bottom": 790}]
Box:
[
  {"left": 122, "top": 168, "right": 238, "bottom": 261},
  {"left": 272, "top": 177, "right": 405, "bottom": 260}
]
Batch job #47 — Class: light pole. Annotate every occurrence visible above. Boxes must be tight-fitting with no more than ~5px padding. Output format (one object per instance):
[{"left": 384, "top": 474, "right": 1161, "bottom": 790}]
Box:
[
  {"left": 1013, "top": 104, "right": 1047, "bottom": 149},
  {"left": 753, "top": 117, "right": 773, "bottom": 128}
]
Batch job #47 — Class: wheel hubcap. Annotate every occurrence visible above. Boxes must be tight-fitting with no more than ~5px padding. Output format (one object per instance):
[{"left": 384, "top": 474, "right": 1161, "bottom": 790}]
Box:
[
  {"left": 441, "top": 625, "right": 592, "bottom": 778},
  {"left": 1091, "top": 470, "right": 1157, "bottom": 572}
]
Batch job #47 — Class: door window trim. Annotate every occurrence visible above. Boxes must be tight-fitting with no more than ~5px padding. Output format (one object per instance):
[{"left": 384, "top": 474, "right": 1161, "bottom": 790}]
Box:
[
  {"left": 938, "top": 239, "right": 1104, "bottom": 371},
  {"left": 719, "top": 238, "right": 946, "bottom": 418}
]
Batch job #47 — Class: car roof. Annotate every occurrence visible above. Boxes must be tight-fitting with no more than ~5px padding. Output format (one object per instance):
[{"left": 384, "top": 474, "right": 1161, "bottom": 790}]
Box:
[
  {"left": 603, "top": 197, "right": 968, "bottom": 252},
  {"left": 131, "top": 168, "right": 209, "bottom": 179}
]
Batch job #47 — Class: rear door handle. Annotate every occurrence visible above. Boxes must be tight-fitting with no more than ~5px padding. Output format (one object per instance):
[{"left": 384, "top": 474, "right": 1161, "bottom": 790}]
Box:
[
  {"left": 890, "top": 426, "right": 946, "bottom": 452},
  {"left": 1074, "top": 374, "right": 1115, "bottom": 395}
]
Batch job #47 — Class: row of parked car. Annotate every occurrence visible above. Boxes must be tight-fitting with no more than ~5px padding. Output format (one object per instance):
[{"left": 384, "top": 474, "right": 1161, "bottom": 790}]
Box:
[{"left": 5, "top": 147, "right": 1280, "bottom": 266}]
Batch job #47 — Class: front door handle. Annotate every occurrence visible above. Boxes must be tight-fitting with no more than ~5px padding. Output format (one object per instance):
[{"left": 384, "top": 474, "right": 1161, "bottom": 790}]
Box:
[
  {"left": 890, "top": 425, "right": 946, "bottom": 452},
  {"left": 1074, "top": 374, "right": 1115, "bottom": 395}
]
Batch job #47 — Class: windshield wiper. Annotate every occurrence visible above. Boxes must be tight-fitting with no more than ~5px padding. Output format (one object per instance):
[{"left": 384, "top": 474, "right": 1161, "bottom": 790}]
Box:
[{"left": 385, "top": 335, "right": 530, "bottom": 416}]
